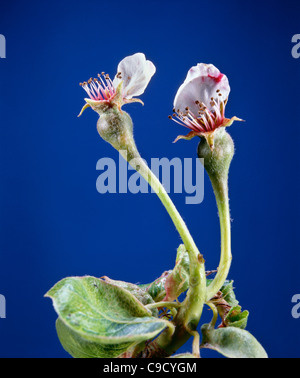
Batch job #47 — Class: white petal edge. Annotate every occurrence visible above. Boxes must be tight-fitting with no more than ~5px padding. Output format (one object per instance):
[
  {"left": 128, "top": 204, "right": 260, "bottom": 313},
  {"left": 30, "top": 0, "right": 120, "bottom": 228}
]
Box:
[{"left": 113, "top": 53, "right": 156, "bottom": 99}]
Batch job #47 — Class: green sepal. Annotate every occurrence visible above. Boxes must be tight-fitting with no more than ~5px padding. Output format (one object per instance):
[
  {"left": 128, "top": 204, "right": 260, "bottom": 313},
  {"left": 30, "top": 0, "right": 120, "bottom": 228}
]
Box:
[
  {"left": 77, "top": 102, "right": 91, "bottom": 117},
  {"left": 200, "top": 324, "right": 268, "bottom": 358}
]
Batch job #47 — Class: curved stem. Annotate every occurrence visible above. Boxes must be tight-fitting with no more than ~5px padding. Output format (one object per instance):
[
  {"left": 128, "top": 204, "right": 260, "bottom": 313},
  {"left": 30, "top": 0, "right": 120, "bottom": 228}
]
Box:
[
  {"left": 206, "top": 302, "right": 218, "bottom": 328},
  {"left": 139, "top": 163, "right": 206, "bottom": 320},
  {"left": 205, "top": 178, "right": 232, "bottom": 301},
  {"left": 120, "top": 149, "right": 206, "bottom": 355},
  {"left": 190, "top": 330, "right": 200, "bottom": 357}
]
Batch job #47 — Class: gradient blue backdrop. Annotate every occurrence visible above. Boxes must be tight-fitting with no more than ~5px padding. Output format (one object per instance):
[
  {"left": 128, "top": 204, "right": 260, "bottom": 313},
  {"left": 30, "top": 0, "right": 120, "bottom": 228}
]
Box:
[{"left": 0, "top": 0, "right": 299, "bottom": 358}]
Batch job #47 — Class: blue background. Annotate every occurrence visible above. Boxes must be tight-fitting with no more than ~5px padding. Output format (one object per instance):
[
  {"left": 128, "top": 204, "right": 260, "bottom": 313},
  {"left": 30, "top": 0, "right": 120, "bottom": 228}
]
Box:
[{"left": 0, "top": 0, "right": 299, "bottom": 358}]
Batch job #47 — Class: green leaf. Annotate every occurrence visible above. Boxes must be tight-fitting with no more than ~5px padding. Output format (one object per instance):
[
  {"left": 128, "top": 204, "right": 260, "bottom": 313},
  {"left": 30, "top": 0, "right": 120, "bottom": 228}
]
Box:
[
  {"left": 201, "top": 324, "right": 268, "bottom": 358},
  {"left": 139, "top": 244, "right": 190, "bottom": 303},
  {"left": 206, "top": 280, "right": 239, "bottom": 307},
  {"left": 224, "top": 305, "right": 249, "bottom": 329},
  {"left": 220, "top": 281, "right": 239, "bottom": 307},
  {"left": 175, "top": 244, "right": 190, "bottom": 272},
  {"left": 163, "top": 244, "right": 190, "bottom": 301},
  {"left": 46, "top": 276, "right": 171, "bottom": 357},
  {"left": 55, "top": 318, "right": 133, "bottom": 358},
  {"left": 142, "top": 271, "right": 171, "bottom": 302},
  {"left": 101, "top": 276, "right": 158, "bottom": 316},
  {"left": 209, "top": 280, "right": 249, "bottom": 329}
]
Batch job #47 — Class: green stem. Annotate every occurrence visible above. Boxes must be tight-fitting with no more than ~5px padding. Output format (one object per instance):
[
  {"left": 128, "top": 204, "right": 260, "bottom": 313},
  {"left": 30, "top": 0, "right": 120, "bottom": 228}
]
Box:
[
  {"left": 97, "top": 109, "right": 207, "bottom": 356},
  {"left": 207, "top": 302, "right": 218, "bottom": 328},
  {"left": 121, "top": 149, "right": 206, "bottom": 355},
  {"left": 140, "top": 161, "right": 206, "bottom": 320},
  {"left": 187, "top": 330, "right": 200, "bottom": 357},
  {"left": 205, "top": 168, "right": 232, "bottom": 301},
  {"left": 145, "top": 301, "right": 180, "bottom": 310},
  {"left": 197, "top": 129, "right": 233, "bottom": 303}
]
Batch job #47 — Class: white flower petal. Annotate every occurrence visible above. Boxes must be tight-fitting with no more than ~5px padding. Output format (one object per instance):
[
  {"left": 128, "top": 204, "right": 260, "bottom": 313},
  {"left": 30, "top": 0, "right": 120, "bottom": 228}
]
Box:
[
  {"left": 174, "top": 63, "right": 230, "bottom": 114},
  {"left": 113, "top": 53, "right": 156, "bottom": 99},
  {"left": 183, "top": 63, "right": 221, "bottom": 84}
]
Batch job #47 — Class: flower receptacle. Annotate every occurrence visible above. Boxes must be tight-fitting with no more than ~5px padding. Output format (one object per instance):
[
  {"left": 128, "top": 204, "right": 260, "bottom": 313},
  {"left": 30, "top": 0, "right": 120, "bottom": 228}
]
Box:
[
  {"left": 96, "top": 108, "right": 139, "bottom": 161},
  {"left": 197, "top": 128, "right": 234, "bottom": 183}
]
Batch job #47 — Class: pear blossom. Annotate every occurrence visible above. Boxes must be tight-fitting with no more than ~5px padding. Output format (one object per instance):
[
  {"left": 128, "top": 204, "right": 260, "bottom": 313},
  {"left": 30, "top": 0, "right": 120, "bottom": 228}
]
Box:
[
  {"left": 79, "top": 53, "right": 156, "bottom": 115},
  {"left": 169, "top": 63, "right": 242, "bottom": 148}
]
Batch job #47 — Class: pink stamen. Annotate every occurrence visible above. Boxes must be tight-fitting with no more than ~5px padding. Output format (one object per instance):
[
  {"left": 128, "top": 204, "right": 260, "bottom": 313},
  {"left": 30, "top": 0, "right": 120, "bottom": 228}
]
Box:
[
  {"left": 80, "top": 74, "right": 116, "bottom": 102},
  {"left": 170, "top": 99, "right": 227, "bottom": 135}
]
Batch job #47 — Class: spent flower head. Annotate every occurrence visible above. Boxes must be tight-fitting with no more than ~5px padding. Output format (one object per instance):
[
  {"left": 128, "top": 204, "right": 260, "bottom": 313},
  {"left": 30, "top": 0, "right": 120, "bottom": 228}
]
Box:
[{"left": 169, "top": 63, "right": 243, "bottom": 149}]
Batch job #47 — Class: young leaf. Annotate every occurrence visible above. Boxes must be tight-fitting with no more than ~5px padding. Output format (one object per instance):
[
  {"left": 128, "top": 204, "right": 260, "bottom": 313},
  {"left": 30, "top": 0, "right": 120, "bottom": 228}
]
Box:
[
  {"left": 201, "top": 324, "right": 268, "bottom": 358},
  {"left": 139, "top": 244, "right": 190, "bottom": 303},
  {"left": 161, "top": 244, "right": 190, "bottom": 301},
  {"left": 224, "top": 305, "right": 249, "bottom": 329},
  {"left": 142, "top": 271, "right": 171, "bottom": 302},
  {"left": 46, "top": 276, "right": 171, "bottom": 357},
  {"left": 209, "top": 280, "right": 249, "bottom": 329},
  {"left": 220, "top": 281, "right": 239, "bottom": 307}
]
